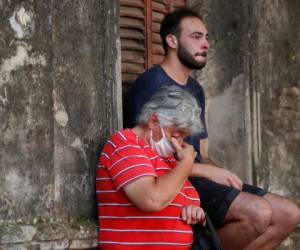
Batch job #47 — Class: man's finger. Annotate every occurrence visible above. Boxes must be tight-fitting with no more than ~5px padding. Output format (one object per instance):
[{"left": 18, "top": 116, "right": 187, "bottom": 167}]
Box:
[
  {"left": 230, "top": 179, "right": 242, "bottom": 190},
  {"left": 186, "top": 205, "right": 192, "bottom": 224},
  {"left": 181, "top": 207, "right": 187, "bottom": 221},
  {"left": 170, "top": 137, "right": 182, "bottom": 152}
]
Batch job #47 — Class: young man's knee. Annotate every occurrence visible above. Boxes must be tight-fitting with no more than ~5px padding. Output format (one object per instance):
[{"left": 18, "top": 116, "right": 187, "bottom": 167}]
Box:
[
  {"left": 265, "top": 194, "right": 300, "bottom": 229},
  {"left": 280, "top": 201, "right": 300, "bottom": 229}
]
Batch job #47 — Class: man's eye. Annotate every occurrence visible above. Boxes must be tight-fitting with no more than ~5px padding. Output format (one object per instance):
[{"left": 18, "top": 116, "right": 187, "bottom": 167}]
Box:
[{"left": 191, "top": 34, "right": 202, "bottom": 39}]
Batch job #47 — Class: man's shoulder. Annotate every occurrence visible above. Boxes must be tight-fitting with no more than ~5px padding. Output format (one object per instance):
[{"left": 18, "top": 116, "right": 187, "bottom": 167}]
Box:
[
  {"left": 135, "top": 65, "right": 165, "bottom": 86},
  {"left": 110, "top": 129, "right": 137, "bottom": 144},
  {"left": 141, "top": 64, "right": 162, "bottom": 75},
  {"left": 127, "top": 65, "right": 167, "bottom": 95},
  {"left": 102, "top": 129, "right": 138, "bottom": 154}
]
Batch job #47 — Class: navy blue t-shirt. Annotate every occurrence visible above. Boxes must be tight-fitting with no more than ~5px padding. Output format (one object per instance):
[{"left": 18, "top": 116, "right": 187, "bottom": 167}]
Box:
[{"left": 123, "top": 65, "right": 208, "bottom": 162}]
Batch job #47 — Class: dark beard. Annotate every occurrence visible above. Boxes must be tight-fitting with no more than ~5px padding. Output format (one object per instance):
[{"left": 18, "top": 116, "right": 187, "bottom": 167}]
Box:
[{"left": 177, "top": 43, "right": 206, "bottom": 70}]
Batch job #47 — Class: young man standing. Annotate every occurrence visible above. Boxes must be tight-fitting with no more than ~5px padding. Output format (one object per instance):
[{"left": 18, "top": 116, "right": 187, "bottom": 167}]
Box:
[{"left": 123, "top": 9, "right": 300, "bottom": 250}]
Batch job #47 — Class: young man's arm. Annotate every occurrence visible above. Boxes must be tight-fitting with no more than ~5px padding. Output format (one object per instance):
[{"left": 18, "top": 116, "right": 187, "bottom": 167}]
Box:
[{"left": 190, "top": 138, "right": 243, "bottom": 190}]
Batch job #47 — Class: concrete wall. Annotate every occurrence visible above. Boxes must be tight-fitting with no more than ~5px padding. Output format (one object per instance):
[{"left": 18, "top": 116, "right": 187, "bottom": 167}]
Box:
[
  {"left": 0, "top": 0, "right": 121, "bottom": 249},
  {"left": 188, "top": 0, "right": 300, "bottom": 249},
  {"left": 1, "top": 0, "right": 299, "bottom": 249},
  {"left": 249, "top": 0, "right": 300, "bottom": 200},
  {"left": 249, "top": 2, "right": 300, "bottom": 247},
  {"left": 188, "top": 0, "right": 252, "bottom": 182}
]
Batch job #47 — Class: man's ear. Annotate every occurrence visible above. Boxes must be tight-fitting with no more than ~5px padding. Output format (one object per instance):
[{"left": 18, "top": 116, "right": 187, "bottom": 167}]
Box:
[
  {"left": 166, "top": 34, "right": 178, "bottom": 49},
  {"left": 148, "top": 113, "right": 159, "bottom": 130}
]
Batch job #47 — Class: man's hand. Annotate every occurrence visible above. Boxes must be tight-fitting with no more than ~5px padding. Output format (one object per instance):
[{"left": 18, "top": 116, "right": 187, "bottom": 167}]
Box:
[
  {"left": 181, "top": 205, "right": 205, "bottom": 225},
  {"left": 171, "top": 137, "right": 196, "bottom": 165},
  {"left": 208, "top": 167, "right": 243, "bottom": 190},
  {"left": 191, "top": 164, "right": 243, "bottom": 190}
]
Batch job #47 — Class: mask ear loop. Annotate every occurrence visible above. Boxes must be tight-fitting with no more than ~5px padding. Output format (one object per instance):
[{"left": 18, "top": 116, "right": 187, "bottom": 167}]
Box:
[
  {"left": 159, "top": 124, "right": 166, "bottom": 138},
  {"left": 151, "top": 124, "right": 165, "bottom": 142},
  {"left": 150, "top": 128, "right": 159, "bottom": 143},
  {"left": 159, "top": 124, "right": 176, "bottom": 154},
  {"left": 150, "top": 129, "right": 153, "bottom": 138}
]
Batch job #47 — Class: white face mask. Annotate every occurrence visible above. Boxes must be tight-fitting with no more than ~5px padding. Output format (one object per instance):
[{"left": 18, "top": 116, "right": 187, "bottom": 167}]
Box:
[{"left": 149, "top": 126, "right": 175, "bottom": 158}]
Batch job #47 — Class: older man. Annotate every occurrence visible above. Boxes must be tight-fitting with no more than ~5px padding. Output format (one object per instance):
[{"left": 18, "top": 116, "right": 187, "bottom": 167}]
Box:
[{"left": 97, "top": 86, "right": 206, "bottom": 249}]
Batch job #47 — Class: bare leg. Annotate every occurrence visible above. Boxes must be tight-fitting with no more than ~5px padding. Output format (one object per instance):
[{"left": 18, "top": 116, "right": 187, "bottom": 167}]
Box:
[
  {"left": 217, "top": 192, "right": 272, "bottom": 250},
  {"left": 244, "top": 193, "right": 300, "bottom": 250}
]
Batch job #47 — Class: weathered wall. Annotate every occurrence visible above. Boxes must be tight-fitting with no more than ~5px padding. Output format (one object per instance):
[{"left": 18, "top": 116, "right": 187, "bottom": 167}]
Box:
[
  {"left": 0, "top": 0, "right": 121, "bottom": 249},
  {"left": 188, "top": 0, "right": 252, "bottom": 182},
  {"left": 1, "top": 0, "right": 299, "bottom": 249},
  {"left": 188, "top": 0, "right": 300, "bottom": 249},
  {"left": 249, "top": 0, "right": 300, "bottom": 202},
  {"left": 248, "top": 2, "right": 300, "bottom": 247}
]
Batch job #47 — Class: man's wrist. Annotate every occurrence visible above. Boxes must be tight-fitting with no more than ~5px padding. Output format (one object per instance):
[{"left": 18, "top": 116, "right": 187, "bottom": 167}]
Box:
[{"left": 178, "top": 157, "right": 194, "bottom": 171}]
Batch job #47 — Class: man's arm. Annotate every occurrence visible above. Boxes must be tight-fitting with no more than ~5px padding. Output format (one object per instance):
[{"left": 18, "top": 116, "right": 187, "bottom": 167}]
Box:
[
  {"left": 123, "top": 140, "right": 195, "bottom": 212},
  {"left": 190, "top": 138, "right": 243, "bottom": 190},
  {"left": 199, "top": 138, "right": 215, "bottom": 164}
]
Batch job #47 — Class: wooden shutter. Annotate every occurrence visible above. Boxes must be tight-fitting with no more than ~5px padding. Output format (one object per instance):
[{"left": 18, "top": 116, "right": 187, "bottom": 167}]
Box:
[
  {"left": 120, "top": 0, "right": 186, "bottom": 92},
  {"left": 151, "top": 1, "right": 168, "bottom": 65},
  {"left": 151, "top": 0, "right": 186, "bottom": 65},
  {"left": 120, "top": 0, "right": 146, "bottom": 92}
]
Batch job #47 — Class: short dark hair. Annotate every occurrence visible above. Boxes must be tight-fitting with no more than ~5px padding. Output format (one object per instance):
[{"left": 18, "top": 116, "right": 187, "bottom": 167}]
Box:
[{"left": 160, "top": 8, "right": 202, "bottom": 54}]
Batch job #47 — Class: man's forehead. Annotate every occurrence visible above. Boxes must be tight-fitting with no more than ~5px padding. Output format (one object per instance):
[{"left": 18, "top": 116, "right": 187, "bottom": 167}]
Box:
[
  {"left": 179, "top": 17, "right": 207, "bottom": 34},
  {"left": 166, "top": 125, "right": 188, "bottom": 135}
]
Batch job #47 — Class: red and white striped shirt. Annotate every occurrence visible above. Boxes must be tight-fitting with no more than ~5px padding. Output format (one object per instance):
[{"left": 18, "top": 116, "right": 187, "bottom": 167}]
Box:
[{"left": 96, "top": 129, "right": 200, "bottom": 250}]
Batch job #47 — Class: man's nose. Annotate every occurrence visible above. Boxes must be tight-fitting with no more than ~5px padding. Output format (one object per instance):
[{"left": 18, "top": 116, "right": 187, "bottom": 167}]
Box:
[{"left": 201, "top": 38, "right": 210, "bottom": 50}]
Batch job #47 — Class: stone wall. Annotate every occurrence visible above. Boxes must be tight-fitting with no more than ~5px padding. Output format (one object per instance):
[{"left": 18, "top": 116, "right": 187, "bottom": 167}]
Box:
[
  {"left": 249, "top": 2, "right": 300, "bottom": 247},
  {"left": 1, "top": 0, "right": 299, "bottom": 249},
  {"left": 188, "top": 0, "right": 300, "bottom": 249},
  {"left": 0, "top": 0, "right": 121, "bottom": 249},
  {"left": 249, "top": 0, "right": 300, "bottom": 202},
  {"left": 188, "top": 0, "right": 253, "bottom": 182}
]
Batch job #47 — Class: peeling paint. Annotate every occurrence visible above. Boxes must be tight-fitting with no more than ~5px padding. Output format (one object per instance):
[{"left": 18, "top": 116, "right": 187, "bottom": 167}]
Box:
[
  {"left": 1, "top": 45, "right": 28, "bottom": 72},
  {"left": 71, "top": 137, "right": 88, "bottom": 166},
  {"left": 0, "top": 43, "right": 47, "bottom": 88},
  {"left": 54, "top": 110, "right": 69, "bottom": 127},
  {"left": 0, "top": 85, "right": 8, "bottom": 106},
  {"left": 5, "top": 170, "right": 34, "bottom": 202},
  {"left": 71, "top": 137, "right": 83, "bottom": 150},
  {"left": 9, "top": 7, "right": 34, "bottom": 39},
  {"left": 53, "top": 90, "right": 69, "bottom": 127}
]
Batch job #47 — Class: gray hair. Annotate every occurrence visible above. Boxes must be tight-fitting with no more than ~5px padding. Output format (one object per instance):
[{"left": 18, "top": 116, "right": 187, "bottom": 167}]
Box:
[{"left": 137, "top": 85, "right": 203, "bottom": 134}]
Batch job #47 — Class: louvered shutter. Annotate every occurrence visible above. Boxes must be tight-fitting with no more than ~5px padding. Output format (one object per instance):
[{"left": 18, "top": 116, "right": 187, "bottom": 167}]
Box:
[
  {"left": 120, "top": 0, "right": 146, "bottom": 92},
  {"left": 120, "top": 0, "right": 186, "bottom": 92},
  {"left": 151, "top": 1, "right": 168, "bottom": 65},
  {"left": 151, "top": 0, "right": 186, "bottom": 65}
]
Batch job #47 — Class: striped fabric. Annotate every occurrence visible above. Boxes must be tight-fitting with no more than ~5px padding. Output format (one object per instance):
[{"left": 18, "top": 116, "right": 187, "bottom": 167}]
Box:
[{"left": 96, "top": 129, "right": 200, "bottom": 249}]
